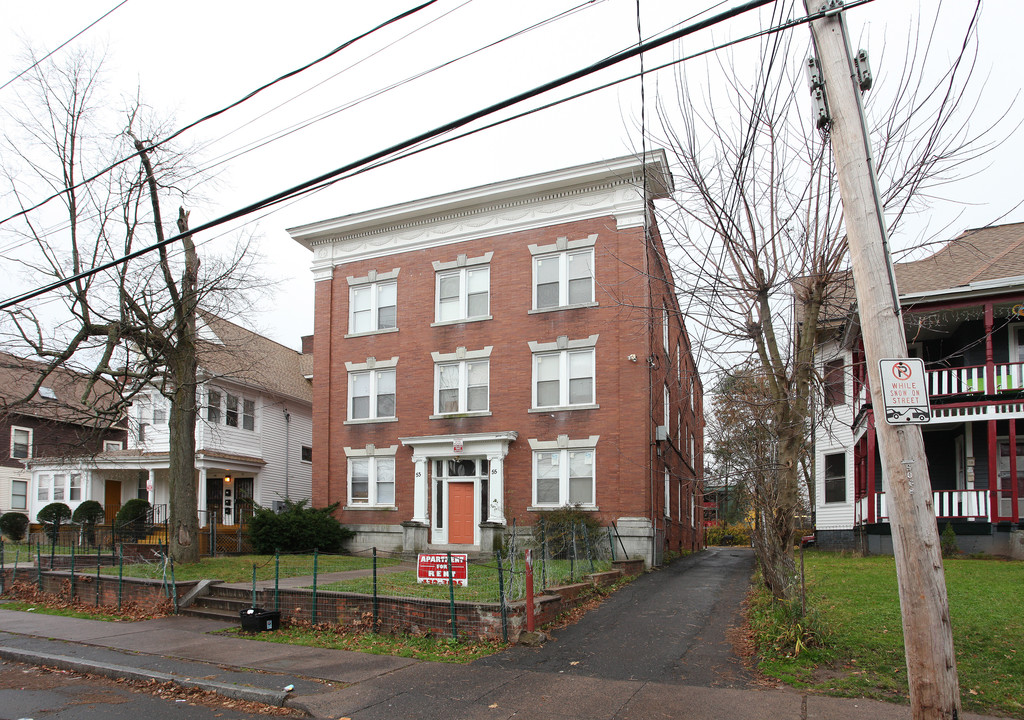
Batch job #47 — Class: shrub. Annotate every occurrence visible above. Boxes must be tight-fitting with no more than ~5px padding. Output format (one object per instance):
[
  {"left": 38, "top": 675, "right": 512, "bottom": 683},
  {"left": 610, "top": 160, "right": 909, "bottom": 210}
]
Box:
[
  {"left": 941, "top": 522, "right": 959, "bottom": 557},
  {"left": 705, "top": 523, "right": 751, "bottom": 546},
  {"left": 0, "top": 512, "right": 30, "bottom": 542},
  {"left": 114, "top": 498, "right": 151, "bottom": 542},
  {"left": 536, "top": 506, "right": 605, "bottom": 559},
  {"left": 37, "top": 502, "right": 72, "bottom": 544},
  {"left": 247, "top": 499, "right": 353, "bottom": 554},
  {"left": 72, "top": 500, "right": 106, "bottom": 545}
]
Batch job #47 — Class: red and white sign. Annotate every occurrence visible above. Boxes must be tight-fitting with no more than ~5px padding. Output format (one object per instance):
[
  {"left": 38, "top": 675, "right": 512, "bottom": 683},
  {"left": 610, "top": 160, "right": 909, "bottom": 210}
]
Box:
[
  {"left": 416, "top": 553, "right": 468, "bottom": 586},
  {"left": 879, "top": 358, "right": 931, "bottom": 424},
  {"left": 453, "top": 438, "right": 463, "bottom": 454}
]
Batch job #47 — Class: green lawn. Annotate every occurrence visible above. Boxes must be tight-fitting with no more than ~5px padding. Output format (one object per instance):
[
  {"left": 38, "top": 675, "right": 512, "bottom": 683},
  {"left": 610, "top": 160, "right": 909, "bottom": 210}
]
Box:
[{"left": 752, "top": 552, "right": 1024, "bottom": 717}]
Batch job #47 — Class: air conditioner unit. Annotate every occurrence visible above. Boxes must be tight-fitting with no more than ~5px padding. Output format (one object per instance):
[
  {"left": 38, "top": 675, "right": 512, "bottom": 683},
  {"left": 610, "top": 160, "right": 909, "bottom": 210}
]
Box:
[{"left": 656, "top": 425, "right": 668, "bottom": 442}]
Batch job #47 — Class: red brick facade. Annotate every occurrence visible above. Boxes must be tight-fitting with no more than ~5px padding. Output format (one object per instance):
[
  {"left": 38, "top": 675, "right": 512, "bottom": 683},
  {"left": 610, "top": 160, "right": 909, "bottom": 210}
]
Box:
[{"left": 292, "top": 153, "right": 703, "bottom": 564}]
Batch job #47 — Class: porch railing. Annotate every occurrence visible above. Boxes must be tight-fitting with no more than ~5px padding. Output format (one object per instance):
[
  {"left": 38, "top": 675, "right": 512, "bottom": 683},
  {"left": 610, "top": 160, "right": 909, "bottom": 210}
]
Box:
[
  {"left": 856, "top": 489, "right": 990, "bottom": 524},
  {"left": 926, "top": 361, "right": 1024, "bottom": 397}
]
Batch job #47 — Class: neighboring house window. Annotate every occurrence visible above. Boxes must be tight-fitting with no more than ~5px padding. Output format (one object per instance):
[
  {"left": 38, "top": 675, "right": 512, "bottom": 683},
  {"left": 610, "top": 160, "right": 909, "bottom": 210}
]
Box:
[
  {"left": 152, "top": 402, "right": 167, "bottom": 425},
  {"left": 103, "top": 441, "right": 123, "bottom": 452},
  {"left": 348, "top": 270, "right": 399, "bottom": 334},
  {"left": 69, "top": 473, "right": 82, "bottom": 502},
  {"left": 436, "top": 266, "right": 489, "bottom": 322},
  {"left": 301, "top": 445, "right": 313, "bottom": 463},
  {"left": 138, "top": 422, "right": 149, "bottom": 443},
  {"left": 824, "top": 453, "right": 846, "bottom": 503},
  {"left": 37, "top": 474, "right": 50, "bottom": 502},
  {"left": 436, "top": 360, "right": 489, "bottom": 414},
  {"left": 533, "top": 248, "right": 594, "bottom": 309},
  {"left": 531, "top": 340, "right": 596, "bottom": 409},
  {"left": 207, "top": 390, "right": 222, "bottom": 423},
  {"left": 664, "top": 384, "right": 670, "bottom": 429},
  {"left": 824, "top": 359, "right": 845, "bottom": 406},
  {"left": 349, "top": 456, "right": 395, "bottom": 506},
  {"left": 349, "top": 369, "right": 396, "bottom": 420},
  {"left": 12, "top": 480, "right": 27, "bottom": 509},
  {"left": 52, "top": 473, "right": 66, "bottom": 501},
  {"left": 226, "top": 394, "right": 239, "bottom": 427},
  {"left": 243, "top": 399, "right": 256, "bottom": 431},
  {"left": 10, "top": 427, "right": 31, "bottom": 459}
]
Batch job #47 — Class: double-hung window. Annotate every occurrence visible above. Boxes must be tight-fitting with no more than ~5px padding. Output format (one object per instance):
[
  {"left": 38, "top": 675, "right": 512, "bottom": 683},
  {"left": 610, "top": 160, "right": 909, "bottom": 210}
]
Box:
[
  {"left": 69, "top": 472, "right": 82, "bottom": 501},
  {"left": 431, "top": 346, "right": 492, "bottom": 416},
  {"left": 10, "top": 427, "right": 31, "bottom": 459},
  {"left": 530, "top": 335, "right": 598, "bottom": 410},
  {"left": 529, "top": 436, "right": 599, "bottom": 508},
  {"left": 226, "top": 394, "right": 239, "bottom": 427},
  {"left": 345, "top": 445, "right": 398, "bottom": 507},
  {"left": 11, "top": 480, "right": 27, "bottom": 509},
  {"left": 824, "top": 453, "right": 847, "bottom": 503},
  {"left": 37, "top": 474, "right": 50, "bottom": 503},
  {"left": 348, "top": 269, "right": 399, "bottom": 335},
  {"left": 824, "top": 359, "right": 845, "bottom": 406},
  {"left": 346, "top": 357, "right": 398, "bottom": 422},
  {"left": 529, "top": 235, "right": 597, "bottom": 311},
  {"left": 207, "top": 390, "right": 222, "bottom": 423}
]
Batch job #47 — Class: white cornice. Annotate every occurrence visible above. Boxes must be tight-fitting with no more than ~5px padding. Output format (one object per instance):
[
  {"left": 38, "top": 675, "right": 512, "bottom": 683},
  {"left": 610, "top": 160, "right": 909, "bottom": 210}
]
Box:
[{"left": 291, "top": 151, "right": 672, "bottom": 273}]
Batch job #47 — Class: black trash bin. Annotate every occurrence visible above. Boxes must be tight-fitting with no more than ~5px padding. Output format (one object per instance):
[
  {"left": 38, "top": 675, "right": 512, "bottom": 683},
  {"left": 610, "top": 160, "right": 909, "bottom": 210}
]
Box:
[{"left": 239, "top": 607, "right": 280, "bottom": 632}]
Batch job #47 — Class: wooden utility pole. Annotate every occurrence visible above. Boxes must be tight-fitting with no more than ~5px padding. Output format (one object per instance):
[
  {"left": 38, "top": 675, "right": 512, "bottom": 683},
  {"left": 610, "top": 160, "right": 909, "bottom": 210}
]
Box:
[{"left": 804, "top": 2, "right": 961, "bottom": 718}]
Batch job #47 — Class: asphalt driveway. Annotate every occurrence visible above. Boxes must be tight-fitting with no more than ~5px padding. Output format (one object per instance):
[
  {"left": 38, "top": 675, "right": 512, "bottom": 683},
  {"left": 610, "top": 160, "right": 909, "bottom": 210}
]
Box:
[{"left": 476, "top": 545, "right": 757, "bottom": 687}]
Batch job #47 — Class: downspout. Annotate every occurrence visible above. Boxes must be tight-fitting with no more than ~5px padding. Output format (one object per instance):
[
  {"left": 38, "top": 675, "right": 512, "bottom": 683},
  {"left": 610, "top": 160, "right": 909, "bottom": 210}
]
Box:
[{"left": 284, "top": 409, "right": 291, "bottom": 500}]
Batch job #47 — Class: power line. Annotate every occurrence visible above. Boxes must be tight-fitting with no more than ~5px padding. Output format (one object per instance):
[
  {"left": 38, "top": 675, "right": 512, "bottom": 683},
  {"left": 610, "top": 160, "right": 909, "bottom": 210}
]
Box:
[
  {"left": 2, "top": 0, "right": 784, "bottom": 312},
  {"left": 0, "top": 0, "right": 440, "bottom": 230},
  {"left": 0, "top": 0, "right": 131, "bottom": 93}
]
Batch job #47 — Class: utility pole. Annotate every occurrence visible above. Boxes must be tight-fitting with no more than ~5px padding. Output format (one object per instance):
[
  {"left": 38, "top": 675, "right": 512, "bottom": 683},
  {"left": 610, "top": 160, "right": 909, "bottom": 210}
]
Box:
[{"left": 804, "top": 2, "right": 961, "bottom": 719}]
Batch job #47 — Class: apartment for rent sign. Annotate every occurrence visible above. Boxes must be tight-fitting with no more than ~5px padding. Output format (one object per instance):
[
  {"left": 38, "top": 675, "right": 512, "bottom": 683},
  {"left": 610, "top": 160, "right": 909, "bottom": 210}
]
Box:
[
  {"left": 879, "top": 358, "right": 931, "bottom": 424},
  {"left": 416, "top": 553, "right": 468, "bottom": 586}
]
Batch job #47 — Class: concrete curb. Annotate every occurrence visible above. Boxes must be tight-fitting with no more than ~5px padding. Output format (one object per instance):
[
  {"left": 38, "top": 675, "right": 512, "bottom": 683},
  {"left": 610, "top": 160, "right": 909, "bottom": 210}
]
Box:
[{"left": 0, "top": 646, "right": 291, "bottom": 708}]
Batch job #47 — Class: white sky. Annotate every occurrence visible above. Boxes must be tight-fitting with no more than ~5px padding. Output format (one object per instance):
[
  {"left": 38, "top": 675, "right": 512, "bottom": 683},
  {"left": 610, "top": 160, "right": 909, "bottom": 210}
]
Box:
[{"left": 1, "top": 0, "right": 1022, "bottom": 357}]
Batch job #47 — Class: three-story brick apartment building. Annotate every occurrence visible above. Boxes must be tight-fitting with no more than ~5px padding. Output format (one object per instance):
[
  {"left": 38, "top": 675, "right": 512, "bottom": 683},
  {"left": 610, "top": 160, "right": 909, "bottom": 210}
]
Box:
[{"left": 289, "top": 151, "right": 703, "bottom": 566}]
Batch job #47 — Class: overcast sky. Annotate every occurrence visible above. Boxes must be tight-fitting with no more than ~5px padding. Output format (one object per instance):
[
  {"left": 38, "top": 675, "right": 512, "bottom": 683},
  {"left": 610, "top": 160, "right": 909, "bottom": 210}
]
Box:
[{"left": 2, "top": 0, "right": 1021, "bottom": 355}]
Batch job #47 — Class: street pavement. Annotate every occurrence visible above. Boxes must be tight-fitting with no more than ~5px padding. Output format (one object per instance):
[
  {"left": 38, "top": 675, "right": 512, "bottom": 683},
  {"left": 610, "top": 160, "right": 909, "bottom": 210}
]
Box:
[{"left": 0, "top": 547, "right": 1007, "bottom": 719}]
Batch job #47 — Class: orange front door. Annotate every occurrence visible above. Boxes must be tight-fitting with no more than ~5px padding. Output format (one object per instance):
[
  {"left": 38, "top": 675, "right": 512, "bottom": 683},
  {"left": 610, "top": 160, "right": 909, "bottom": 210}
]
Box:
[
  {"left": 448, "top": 482, "right": 475, "bottom": 544},
  {"left": 104, "top": 481, "right": 122, "bottom": 524}
]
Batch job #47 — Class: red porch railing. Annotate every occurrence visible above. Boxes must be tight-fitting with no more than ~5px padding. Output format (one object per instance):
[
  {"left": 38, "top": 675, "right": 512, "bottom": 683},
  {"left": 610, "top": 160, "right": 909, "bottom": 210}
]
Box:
[{"left": 926, "top": 361, "right": 1024, "bottom": 397}]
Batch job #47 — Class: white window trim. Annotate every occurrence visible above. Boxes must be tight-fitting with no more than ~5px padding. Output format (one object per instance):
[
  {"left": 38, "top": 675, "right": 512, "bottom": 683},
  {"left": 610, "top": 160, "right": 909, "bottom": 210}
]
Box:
[
  {"left": 528, "top": 435, "right": 599, "bottom": 509},
  {"left": 431, "top": 346, "right": 492, "bottom": 418},
  {"left": 37, "top": 473, "right": 50, "bottom": 503},
  {"left": 344, "top": 445, "right": 399, "bottom": 510},
  {"left": 432, "top": 264, "right": 492, "bottom": 325},
  {"left": 10, "top": 426, "right": 32, "bottom": 460},
  {"left": 664, "top": 468, "right": 671, "bottom": 518},
  {"left": 529, "top": 235, "right": 598, "bottom": 312},
  {"left": 662, "top": 305, "right": 670, "bottom": 352},
  {"left": 103, "top": 441, "right": 123, "bottom": 452},
  {"left": 345, "top": 357, "right": 399, "bottom": 424},
  {"left": 822, "top": 450, "right": 848, "bottom": 505},
  {"left": 529, "top": 336, "right": 598, "bottom": 412},
  {"left": 346, "top": 269, "right": 399, "bottom": 337}
]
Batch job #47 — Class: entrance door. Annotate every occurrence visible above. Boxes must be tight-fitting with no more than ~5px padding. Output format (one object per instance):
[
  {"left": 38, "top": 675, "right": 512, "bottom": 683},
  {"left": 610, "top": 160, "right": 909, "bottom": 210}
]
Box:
[
  {"left": 104, "top": 481, "right": 122, "bottom": 524},
  {"left": 448, "top": 482, "right": 475, "bottom": 544},
  {"left": 997, "top": 439, "right": 1024, "bottom": 521}
]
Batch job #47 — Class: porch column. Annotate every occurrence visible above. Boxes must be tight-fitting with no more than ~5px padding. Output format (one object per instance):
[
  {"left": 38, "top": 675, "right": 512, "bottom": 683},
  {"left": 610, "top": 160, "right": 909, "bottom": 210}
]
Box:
[
  {"left": 985, "top": 303, "right": 995, "bottom": 392},
  {"left": 147, "top": 469, "right": 155, "bottom": 505},
  {"left": 197, "top": 467, "right": 207, "bottom": 526},
  {"left": 411, "top": 455, "right": 428, "bottom": 525},
  {"left": 867, "top": 415, "right": 877, "bottom": 523},
  {"left": 965, "top": 424, "right": 975, "bottom": 490},
  {"left": 1011, "top": 419, "right": 1019, "bottom": 523},
  {"left": 989, "top": 419, "right": 999, "bottom": 521},
  {"left": 487, "top": 454, "right": 505, "bottom": 524}
]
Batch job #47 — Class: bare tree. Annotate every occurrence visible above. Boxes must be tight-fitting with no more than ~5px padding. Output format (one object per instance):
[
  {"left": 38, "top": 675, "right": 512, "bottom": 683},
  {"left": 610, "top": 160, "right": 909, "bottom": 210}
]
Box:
[
  {"left": 652, "top": 4, "right": 1007, "bottom": 599},
  {"left": 0, "top": 48, "right": 263, "bottom": 563}
]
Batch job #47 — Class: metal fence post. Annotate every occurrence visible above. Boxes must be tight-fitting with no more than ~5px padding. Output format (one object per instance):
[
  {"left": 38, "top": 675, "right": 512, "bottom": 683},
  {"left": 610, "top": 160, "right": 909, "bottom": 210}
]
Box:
[
  {"left": 117, "top": 544, "right": 124, "bottom": 612},
  {"left": 312, "top": 547, "right": 319, "bottom": 625},
  {"left": 36, "top": 543, "right": 42, "bottom": 591},
  {"left": 251, "top": 564, "right": 257, "bottom": 609},
  {"left": 96, "top": 552, "right": 101, "bottom": 606},
  {"left": 446, "top": 551, "right": 457, "bottom": 640},
  {"left": 70, "top": 542, "right": 76, "bottom": 601},
  {"left": 274, "top": 550, "right": 280, "bottom": 612},
  {"left": 372, "top": 547, "right": 379, "bottom": 632},
  {"left": 496, "top": 550, "right": 508, "bottom": 644}
]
